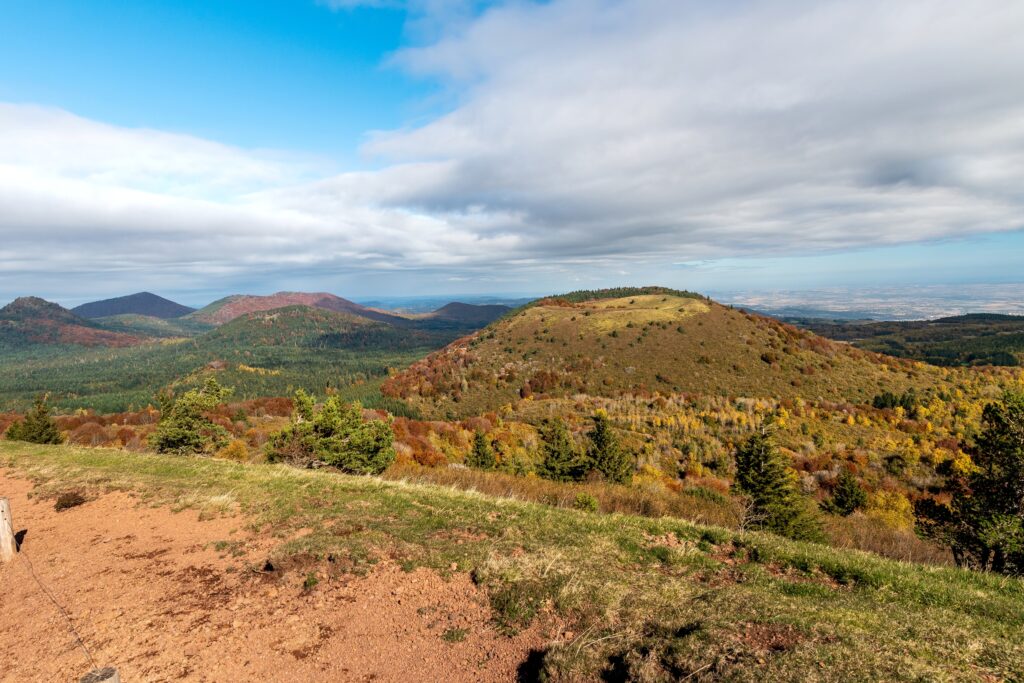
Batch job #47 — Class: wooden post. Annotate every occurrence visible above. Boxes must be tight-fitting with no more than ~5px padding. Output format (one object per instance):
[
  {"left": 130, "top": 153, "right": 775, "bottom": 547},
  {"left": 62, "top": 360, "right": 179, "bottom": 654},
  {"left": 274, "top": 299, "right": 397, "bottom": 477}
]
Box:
[
  {"left": 79, "top": 668, "right": 120, "bottom": 683},
  {"left": 0, "top": 497, "right": 15, "bottom": 563}
]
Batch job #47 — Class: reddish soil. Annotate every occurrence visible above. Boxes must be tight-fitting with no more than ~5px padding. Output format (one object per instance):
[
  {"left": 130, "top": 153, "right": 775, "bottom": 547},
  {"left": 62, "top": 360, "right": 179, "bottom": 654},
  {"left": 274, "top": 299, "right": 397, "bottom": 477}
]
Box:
[{"left": 0, "top": 471, "right": 548, "bottom": 682}]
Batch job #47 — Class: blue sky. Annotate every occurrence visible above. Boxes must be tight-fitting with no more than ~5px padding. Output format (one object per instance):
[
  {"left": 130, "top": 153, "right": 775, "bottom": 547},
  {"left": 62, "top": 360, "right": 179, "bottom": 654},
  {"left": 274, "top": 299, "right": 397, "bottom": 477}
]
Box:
[
  {"left": 0, "top": 1, "right": 425, "bottom": 161},
  {"left": 1, "top": 0, "right": 1022, "bottom": 305}
]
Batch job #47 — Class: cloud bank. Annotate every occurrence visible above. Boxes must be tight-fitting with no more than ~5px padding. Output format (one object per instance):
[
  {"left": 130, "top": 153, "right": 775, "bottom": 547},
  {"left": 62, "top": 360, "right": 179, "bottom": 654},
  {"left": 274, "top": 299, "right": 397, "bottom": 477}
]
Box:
[{"left": 3, "top": 0, "right": 1023, "bottom": 298}]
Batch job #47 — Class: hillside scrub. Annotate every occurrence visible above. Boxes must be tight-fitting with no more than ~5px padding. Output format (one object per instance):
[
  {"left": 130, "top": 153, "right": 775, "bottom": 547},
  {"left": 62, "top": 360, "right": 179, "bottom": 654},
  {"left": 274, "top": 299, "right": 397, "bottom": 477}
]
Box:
[{"left": 1, "top": 440, "right": 1021, "bottom": 681}]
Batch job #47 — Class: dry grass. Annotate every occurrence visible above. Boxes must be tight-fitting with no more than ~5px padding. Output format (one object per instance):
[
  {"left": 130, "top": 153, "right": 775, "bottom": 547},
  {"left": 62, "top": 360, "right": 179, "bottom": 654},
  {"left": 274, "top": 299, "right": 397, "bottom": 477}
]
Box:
[
  {"left": 384, "top": 463, "right": 956, "bottom": 567},
  {"left": 523, "top": 294, "right": 709, "bottom": 333},
  {"left": 824, "top": 513, "right": 953, "bottom": 566},
  {"left": 383, "top": 462, "right": 742, "bottom": 529}
]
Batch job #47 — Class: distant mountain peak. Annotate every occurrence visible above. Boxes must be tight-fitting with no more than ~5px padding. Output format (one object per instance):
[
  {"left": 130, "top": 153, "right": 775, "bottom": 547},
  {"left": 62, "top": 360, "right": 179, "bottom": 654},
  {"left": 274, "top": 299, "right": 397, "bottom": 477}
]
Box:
[
  {"left": 384, "top": 289, "right": 941, "bottom": 419},
  {"left": 72, "top": 292, "right": 195, "bottom": 319},
  {"left": 428, "top": 302, "right": 512, "bottom": 325}
]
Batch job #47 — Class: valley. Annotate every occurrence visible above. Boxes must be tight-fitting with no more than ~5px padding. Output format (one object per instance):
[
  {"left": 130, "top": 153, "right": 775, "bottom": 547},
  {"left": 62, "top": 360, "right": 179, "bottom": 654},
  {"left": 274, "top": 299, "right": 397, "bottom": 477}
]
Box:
[{"left": 0, "top": 291, "right": 509, "bottom": 412}]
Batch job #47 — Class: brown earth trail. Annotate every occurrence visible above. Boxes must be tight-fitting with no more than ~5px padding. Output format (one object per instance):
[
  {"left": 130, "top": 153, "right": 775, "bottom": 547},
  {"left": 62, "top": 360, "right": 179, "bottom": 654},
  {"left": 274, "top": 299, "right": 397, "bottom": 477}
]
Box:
[{"left": 0, "top": 471, "right": 546, "bottom": 682}]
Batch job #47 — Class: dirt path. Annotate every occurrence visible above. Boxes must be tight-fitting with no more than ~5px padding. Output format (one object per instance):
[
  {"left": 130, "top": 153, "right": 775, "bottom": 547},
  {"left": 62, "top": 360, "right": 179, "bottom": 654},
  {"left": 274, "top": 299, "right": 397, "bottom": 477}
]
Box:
[{"left": 0, "top": 471, "right": 547, "bottom": 682}]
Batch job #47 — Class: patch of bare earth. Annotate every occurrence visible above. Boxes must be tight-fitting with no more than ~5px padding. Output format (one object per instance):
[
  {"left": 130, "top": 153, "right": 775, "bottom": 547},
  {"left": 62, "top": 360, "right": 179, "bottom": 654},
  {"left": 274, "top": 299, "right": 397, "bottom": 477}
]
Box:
[{"left": 0, "top": 471, "right": 547, "bottom": 682}]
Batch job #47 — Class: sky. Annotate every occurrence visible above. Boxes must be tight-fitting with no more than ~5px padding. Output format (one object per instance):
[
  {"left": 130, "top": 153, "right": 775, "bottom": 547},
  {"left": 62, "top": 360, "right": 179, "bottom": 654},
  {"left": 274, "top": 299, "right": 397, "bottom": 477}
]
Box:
[{"left": 1, "top": 0, "right": 1023, "bottom": 307}]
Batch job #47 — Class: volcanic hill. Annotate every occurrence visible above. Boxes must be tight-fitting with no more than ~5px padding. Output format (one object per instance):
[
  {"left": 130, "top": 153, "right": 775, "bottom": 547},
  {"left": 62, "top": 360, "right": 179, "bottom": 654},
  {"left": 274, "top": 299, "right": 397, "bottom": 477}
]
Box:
[
  {"left": 384, "top": 288, "right": 951, "bottom": 418},
  {"left": 72, "top": 292, "right": 195, "bottom": 319},
  {"left": 0, "top": 297, "right": 143, "bottom": 348},
  {"left": 189, "top": 292, "right": 409, "bottom": 326}
]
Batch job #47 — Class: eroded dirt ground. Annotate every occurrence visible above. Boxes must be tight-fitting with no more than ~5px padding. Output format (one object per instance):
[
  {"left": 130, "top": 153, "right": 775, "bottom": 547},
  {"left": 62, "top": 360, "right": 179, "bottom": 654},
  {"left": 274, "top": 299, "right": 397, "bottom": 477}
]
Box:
[{"left": 0, "top": 471, "right": 547, "bottom": 682}]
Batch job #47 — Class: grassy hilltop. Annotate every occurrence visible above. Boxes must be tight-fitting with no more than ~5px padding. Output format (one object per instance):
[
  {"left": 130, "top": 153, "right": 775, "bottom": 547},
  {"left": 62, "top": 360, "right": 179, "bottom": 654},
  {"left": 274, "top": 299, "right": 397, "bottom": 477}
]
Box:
[{"left": 1, "top": 439, "right": 1021, "bottom": 681}]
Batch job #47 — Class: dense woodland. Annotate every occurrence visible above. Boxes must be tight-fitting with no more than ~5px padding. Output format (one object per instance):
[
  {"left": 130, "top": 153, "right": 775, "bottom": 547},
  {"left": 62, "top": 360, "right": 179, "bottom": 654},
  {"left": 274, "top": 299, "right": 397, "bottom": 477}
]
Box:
[
  {"left": 0, "top": 303, "right": 480, "bottom": 413},
  {"left": 795, "top": 313, "right": 1024, "bottom": 366}
]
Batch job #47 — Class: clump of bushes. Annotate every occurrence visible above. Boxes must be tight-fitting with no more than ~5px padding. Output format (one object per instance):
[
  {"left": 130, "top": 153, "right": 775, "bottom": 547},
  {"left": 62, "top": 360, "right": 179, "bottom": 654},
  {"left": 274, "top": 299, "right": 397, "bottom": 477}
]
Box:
[
  {"left": 822, "top": 469, "right": 867, "bottom": 516},
  {"left": 266, "top": 390, "right": 395, "bottom": 475},
  {"left": 574, "top": 492, "right": 599, "bottom": 512},
  {"left": 534, "top": 411, "right": 633, "bottom": 484},
  {"left": 465, "top": 430, "right": 496, "bottom": 470},
  {"left": 215, "top": 439, "right": 251, "bottom": 462}
]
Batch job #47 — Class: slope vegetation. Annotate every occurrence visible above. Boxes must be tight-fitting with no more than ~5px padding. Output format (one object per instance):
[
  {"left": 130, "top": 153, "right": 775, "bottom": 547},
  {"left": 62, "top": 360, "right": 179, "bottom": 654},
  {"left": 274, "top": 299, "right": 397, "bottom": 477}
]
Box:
[
  {"left": 91, "top": 314, "right": 213, "bottom": 339},
  {"left": 72, "top": 292, "right": 195, "bottom": 319},
  {"left": 385, "top": 291, "right": 949, "bottom": 418},
  {"left": 204, "top": 305, "right": 455, "bottom": 351}
]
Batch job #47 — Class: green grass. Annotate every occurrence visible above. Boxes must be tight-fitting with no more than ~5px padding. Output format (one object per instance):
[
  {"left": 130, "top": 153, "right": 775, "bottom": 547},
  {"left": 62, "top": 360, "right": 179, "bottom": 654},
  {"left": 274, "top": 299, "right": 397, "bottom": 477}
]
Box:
[
  {"left": 442, "top": 627, "right": 469, "bottom": 643},
  {"left": 1, "top": 440, "right": 1021, "bottom": 680}
]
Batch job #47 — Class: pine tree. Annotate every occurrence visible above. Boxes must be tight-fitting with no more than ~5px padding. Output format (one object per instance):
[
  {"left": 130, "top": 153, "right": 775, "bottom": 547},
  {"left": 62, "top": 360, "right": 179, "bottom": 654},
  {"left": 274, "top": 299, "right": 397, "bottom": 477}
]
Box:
[
  {"left": 5, "top": 395, "right": 63, "bottom": 445},
  {"left": 267, "top": 390, "right": 395, "bottom": 474},
  {"left": 734, "top": 428, "right": 822, "bottom": 541},
  {"left": 916, "top": 391, "right": 1024, "bottom": 573},
  {"left": 293, "top": 388, "right": 315, "bottom": 422},
  {"left": 536, "top": 417, "right": 585, "bottom": 482},
  {"left": 586, "top": 410, "right": 631, "bottom": 483},
  {"left": 466, "top": 431, "right": 496, "bottom": 470},
  {"left": 149, "top": 378, "right": 232, "bottom": 454},
  {"left": 824, "top": 470, "right": 867, "bottom": 516}
]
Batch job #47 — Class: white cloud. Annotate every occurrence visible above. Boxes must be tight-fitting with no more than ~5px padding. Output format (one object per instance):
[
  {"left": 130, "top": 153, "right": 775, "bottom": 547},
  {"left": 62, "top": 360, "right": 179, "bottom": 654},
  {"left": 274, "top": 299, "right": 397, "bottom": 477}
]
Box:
[
  {"left": 2, "top": 0, "right": 1024, "bottom": 300},
  {"left": 368, "top": 0, "right": 1024, "bottom": 260}
]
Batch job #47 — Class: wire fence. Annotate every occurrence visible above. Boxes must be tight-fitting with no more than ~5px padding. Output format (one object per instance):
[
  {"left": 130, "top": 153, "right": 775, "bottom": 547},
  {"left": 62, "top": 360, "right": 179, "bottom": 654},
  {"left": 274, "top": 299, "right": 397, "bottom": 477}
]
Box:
[{"left": 3, "top": 506, "right": 103, "bottom": 674}]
